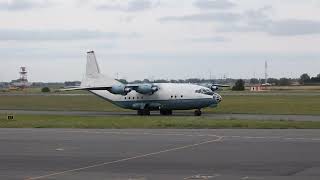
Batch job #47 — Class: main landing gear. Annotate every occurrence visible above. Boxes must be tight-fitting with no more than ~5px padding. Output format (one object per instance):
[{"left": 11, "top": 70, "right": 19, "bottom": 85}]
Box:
[
  {"left": 137, "top": 109, "right": 150, "bottom": 116},
  {"left": 160, "top": 109, "right": 173, "bottom": 116},
  {"left": 194, "top": 109, "right": 202, "bottom": 116},
  {"left": 138, "top": 109, "right": 202, "bottom": 116}
]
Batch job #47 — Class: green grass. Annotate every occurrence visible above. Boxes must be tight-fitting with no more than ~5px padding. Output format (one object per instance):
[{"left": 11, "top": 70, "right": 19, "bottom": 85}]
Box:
[
  {"left": 0, "top": 95, "right": 125, "bottom": 111},
  {"left": 0, "top": 114, "right": 320, "bottom": 129},
  {"left": 210, "top": 95, "right": 320, "bottom": 115},
  {"left": 1, "top": 94, "right": 320, "bottom": 115}
]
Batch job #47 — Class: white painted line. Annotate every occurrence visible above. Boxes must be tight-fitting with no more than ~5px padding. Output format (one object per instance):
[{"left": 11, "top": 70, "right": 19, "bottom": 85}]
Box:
[
  {"left": 243, "top": 136, "right": 268, "bottom": 139},
  {"left": 184, "top": 174, "right": 220, "bottom": 179},
  {"left": 60, "top": 130, "right": 320, "bottom": 143},
  {"left": 26, "top": 136, "right": 223, "bottom": 180},
  {"left": 241, "top": 176, "right": 264, "bottom": 180},
  {"left": 63, "top": 130, "right": 221, "bottom": 138}
]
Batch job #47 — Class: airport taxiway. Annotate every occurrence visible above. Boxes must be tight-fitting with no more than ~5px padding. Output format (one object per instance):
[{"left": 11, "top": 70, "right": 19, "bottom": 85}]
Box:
[
  {"left": 1, "top": 129, "right": 320, "bottom": 180},
  {"left": 1, "top": 109, "right": 320, "bottom": 121}
]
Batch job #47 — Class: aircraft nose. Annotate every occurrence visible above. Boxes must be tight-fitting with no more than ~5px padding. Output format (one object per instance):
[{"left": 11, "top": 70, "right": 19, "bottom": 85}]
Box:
[{"left": 214, "top": 93, "right": 222, "bottom": 103}]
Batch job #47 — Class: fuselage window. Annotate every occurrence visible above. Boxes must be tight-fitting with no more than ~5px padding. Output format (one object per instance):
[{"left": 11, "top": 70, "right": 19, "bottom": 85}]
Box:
[
  {"left": 125, "top": 97, "right": 127, "bottom": 99},
  {"left": 133, "top": 97, "right": 135, "bottom": 100},
  {"left": 171, "top": 95, "right": 173, "bottom": 98},
  {"left": 181, "top": 95, "right": 183, "bottom": 98},
  {"left": 128, "top": 97, "right": 131, "bottom": 99},
  {"left": 141, "top": 97, "right": 143, "bottom": 99},
  {"left": 175, "top": 95, "right": 177, "bottom": 98},
  {"left": 137, "top": 97, "right": 139, "bottom": 99}
]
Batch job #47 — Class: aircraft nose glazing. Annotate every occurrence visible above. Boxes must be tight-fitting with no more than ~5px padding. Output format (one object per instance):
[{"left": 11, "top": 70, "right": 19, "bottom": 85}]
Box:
[{"left": 214, "top": 93, "right": 222, "bottom": 103}]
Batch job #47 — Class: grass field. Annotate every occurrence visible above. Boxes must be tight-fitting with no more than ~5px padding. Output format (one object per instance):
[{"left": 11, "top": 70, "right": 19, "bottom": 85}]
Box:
[
  {"left": 0, "top": 114, "right": 320, "bottom": 129},
  {"left": 212, "top": 95, "right": 320, "bottom": 115},
  {"left": 0, "top": 93, "right": 320, "bottom": 115}
]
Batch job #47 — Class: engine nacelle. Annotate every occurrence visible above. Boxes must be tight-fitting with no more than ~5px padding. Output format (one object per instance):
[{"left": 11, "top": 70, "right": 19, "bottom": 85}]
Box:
[
  {"left": 203, "top": 83, "right": 219, "bottom": 91},
  {"left": 136, "top": 84, "right": 158, "bottom": 94},
  {"left": 109, "top": 85, "right": 131, "bottom": 95},
  {"left": 210, "top": 85, "right": 219, "bottom": 91}
]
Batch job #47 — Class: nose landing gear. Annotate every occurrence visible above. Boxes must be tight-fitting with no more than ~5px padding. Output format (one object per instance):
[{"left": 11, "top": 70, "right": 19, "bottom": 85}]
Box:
[{"left": 194, "top": 109, "right": 202, "bottom": 116}]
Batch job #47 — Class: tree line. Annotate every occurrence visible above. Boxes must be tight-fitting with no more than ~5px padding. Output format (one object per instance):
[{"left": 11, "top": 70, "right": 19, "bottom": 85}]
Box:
[
  {"left": 249, "top": 73, "right": 320, "bottom": 86},
  {"left": 299, "top": 73, "right": 320, "bottom": 85}
]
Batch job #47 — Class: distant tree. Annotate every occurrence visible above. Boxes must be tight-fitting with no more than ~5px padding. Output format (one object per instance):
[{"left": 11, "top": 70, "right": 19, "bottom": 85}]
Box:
[
  {"left": 185, "top": 78, "right": 201, "bottom": 83},
  {"left": 279, "top": 78, "right": 292, "bottom": 86},
  {"left": 310, "top": 74, "right": 320, "bottom": 83},
  {"left": 64, "top": 81, "right": 81, "bottom": 87},
  {"left": 170, "top": 79, "right": 178, "bottom": 83},
  {"left": 299, "top": 73, "right": 311, "bottom": 85},
  {"left": 232, "top": 79, "right": 245, "bottom": 91},
  {"left": 41, "top": 87, "right": 51, "bottom": 93},
  {"left": 132, "top": 80, "right": 142, "bottom": 84},
  {"left": 142, "top": 79, "right": 150, "bottom": 83},
  {"left": 154, "top": 79, "right": 169, "bottom": 83},
  {"left": 249, "top": 78, "right": 259, "bottom": 85},
  {"left": 267, "top": 78, "right": 280, "bottom": 85}
]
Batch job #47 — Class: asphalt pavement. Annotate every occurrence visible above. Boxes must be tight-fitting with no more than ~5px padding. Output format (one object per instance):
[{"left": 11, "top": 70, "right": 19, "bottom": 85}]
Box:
[{"left": 0, "top": 129, "right": 320, "bottom": 180}]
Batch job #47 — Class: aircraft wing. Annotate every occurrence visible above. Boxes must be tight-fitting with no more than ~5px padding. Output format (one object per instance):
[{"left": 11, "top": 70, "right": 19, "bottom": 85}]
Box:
[
  {"left": 198, "top": 83, "right": 230, "bottom": 91},
  {"left": 59, "top": 86, "right": 112, "bottom": 91},
  {"left": 60, "top": 83, "right": 158, "bottom": 95}
]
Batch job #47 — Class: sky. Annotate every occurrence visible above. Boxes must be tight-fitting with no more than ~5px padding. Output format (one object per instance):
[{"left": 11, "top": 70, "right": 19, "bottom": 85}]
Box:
[{"left": 0, "top": 0, "right": 320, "bottom": 82}]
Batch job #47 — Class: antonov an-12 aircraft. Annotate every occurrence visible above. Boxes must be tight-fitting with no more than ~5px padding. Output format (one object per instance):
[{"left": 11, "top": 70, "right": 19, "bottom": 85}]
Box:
[{"left": 63, "top": 51, "right": 225, "bottom": 116}]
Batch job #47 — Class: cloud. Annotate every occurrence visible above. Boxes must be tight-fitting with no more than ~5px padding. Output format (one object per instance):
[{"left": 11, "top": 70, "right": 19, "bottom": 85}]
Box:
[
  {"left": 0, "top": 0, "right": 51, "bottom": 11},
  {"left": 160, "top": 5, "right": 320, "bottom": 36},
  {"left": 0, "top": 29, "right": 140, "bottom": 41},
  {"left": 218, "top": 7, "right": 320, "bottom": 36},
  {"left": 96, "top": 0, "right": 157, "bottom": 12},
  {"left": 190, "top": 36, "right": 229, "bottom": 42},
  {"left": 159, "top": 12, "right": 240, "bottom": 22},
  {"left": 220, "top": 19, "right": 320, "bottom": 36},
  {"left": 194, "top": 0, "right": 235, "bottom": 10},
  {"left": 264, "top": 20, "right": 320, "bottom": 36}
]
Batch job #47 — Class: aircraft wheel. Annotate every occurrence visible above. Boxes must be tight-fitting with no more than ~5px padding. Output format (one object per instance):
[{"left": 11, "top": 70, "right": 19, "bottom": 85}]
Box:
[
  {"left": 160, "top": 110, "right": 172, "bottom": 116},
  {"left": 138, "top": 109, "right": 150, "bottom": 116},
  {"left": 137, "top": 110, "right": 143, "bottom": 115},
  {"left": 144, "top": 110, "right": 151, "bottom": 116},
  {"left": 194, "top": 109, "right": 202, "bottom": 116}
]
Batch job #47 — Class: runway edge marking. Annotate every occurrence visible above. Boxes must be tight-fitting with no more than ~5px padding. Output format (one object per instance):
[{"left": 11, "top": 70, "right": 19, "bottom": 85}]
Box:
[{"left": 26, "top": 136, "right": 223, "bottom": 180}]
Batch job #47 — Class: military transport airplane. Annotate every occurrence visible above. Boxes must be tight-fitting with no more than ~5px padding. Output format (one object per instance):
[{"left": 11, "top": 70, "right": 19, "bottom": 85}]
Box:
[{"left": 63, "top": 51, "right": 225, "bottom": 116}]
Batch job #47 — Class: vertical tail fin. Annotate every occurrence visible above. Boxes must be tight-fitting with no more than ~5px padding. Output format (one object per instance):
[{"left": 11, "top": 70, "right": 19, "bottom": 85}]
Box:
[
  {"left": 86, "top": 51, "right": 100, "bottom": 77},
  {"left": 81, "top": 51, "right": 121, "bottom": 87}
]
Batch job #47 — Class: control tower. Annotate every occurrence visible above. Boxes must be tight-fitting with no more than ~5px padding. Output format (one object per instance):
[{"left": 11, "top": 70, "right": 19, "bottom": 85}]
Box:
[{"left": 11, "top": 67, "right": 32, "bottom": 89}]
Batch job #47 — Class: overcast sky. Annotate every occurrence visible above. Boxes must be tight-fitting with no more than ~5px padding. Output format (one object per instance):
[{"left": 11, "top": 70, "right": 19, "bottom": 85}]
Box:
[{"left": 1, "top": 0, "right": 320, "bottom": 82}]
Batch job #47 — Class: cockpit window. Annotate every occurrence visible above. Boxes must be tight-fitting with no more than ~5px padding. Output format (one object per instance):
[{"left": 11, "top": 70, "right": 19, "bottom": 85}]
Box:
[{"left": 195, "top": 88, "right": 214, "bottom": 95}]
